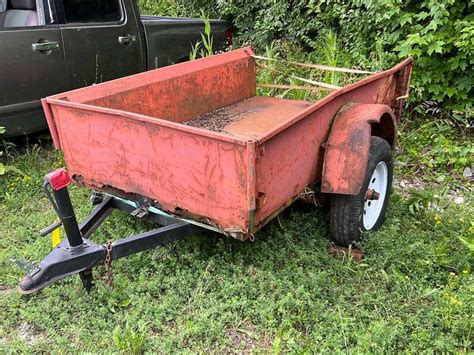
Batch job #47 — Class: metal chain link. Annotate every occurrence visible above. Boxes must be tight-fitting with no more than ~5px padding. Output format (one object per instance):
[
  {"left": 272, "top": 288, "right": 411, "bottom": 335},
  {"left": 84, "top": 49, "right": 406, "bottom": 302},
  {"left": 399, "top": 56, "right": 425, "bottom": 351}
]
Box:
[{"left": 103, "top": 240, "right": 114, "bottom": 287}]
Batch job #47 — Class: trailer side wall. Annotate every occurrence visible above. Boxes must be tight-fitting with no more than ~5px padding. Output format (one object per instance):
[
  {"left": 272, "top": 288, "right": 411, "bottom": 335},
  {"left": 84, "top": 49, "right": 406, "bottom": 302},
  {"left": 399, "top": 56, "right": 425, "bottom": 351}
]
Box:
[
  {"left": 50, "top": 104, "right": 252, "bottom": 231},
  {"left": 53, "top": 48, "right": 256, "bottom": 123},
  {"left": 252, "top": 77, "right": 397, "bottom": 230}
]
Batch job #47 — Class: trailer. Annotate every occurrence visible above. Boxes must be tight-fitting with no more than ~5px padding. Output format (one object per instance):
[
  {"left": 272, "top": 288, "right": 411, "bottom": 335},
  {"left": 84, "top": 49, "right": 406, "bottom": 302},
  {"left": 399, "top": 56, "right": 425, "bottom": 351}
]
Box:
[{"left": 19, "top": 47, "right": 412, "bottom": 294}]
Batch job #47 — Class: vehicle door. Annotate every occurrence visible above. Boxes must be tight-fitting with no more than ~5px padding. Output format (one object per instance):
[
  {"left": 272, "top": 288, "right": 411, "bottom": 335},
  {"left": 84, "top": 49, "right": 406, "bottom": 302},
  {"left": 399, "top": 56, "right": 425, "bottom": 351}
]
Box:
[
  {"left": 0, "top": 0, "right": 67, "bottom": 136},
  {"left": 56, "top": 0, "right": 144, "bottom": 89}
]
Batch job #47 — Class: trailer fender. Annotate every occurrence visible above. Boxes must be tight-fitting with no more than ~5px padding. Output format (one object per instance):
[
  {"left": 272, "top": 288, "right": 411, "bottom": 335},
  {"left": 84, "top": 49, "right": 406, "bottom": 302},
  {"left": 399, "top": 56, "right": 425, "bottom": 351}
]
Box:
[{"left": 321, "top": 103, "right": 396, "bottom": 195}]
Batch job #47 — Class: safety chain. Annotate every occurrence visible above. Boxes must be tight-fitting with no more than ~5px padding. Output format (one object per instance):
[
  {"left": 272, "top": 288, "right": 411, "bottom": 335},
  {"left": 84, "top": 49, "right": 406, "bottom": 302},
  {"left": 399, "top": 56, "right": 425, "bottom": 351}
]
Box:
[{"left": 103, "top": 240, "right": 114, "bottom": 287}]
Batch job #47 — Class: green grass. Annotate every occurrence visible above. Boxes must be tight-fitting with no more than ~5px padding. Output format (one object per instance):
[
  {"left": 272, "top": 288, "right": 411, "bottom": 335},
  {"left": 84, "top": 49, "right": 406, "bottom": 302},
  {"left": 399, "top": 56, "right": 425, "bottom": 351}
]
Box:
[{"left": 0, "top": 118, "right": 472, "bottom": 352}]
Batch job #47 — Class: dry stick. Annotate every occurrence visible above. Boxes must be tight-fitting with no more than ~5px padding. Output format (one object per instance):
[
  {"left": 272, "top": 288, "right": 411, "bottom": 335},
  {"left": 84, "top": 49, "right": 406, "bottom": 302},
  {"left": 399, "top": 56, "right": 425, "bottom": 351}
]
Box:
[
  {"left": 256, "top": 63, "right": 340, "bottom": 91},
  {"left": 252, "top": 54, "right": 375, "bottom": 75},
  {"left": 396, "top": 94, "right": 409, "bottom": 100},
  {"left": 257, "top": 83, "right": 331, "bottom": 92}
]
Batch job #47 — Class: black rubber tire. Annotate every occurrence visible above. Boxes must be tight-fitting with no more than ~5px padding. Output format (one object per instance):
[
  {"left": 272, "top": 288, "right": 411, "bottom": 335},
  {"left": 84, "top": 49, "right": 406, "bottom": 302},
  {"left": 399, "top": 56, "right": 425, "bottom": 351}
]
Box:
[{"left": 329, "top": 136, "right": 393, "bottom": 246}]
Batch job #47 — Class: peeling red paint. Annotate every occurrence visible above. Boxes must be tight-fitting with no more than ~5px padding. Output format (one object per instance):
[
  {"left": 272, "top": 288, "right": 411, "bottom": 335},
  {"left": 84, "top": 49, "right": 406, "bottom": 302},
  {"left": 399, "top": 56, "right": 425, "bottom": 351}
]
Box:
[{"left": 321, "top": 103, "right": 398, "bottom": 195}]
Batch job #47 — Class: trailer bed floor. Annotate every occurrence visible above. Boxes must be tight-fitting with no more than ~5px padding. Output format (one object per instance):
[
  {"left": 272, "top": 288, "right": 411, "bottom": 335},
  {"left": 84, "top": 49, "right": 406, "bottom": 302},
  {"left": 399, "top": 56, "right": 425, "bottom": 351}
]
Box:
[{"left": 184, "top": 96, "right": 312, "bottom": 139}]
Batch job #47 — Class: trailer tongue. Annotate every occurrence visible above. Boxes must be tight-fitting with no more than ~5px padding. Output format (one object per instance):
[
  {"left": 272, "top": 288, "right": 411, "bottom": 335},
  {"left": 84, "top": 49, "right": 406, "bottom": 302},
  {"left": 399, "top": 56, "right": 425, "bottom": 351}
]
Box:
[
  {"left": 20, "top": 169, "right": 198, "bottom": 294},
  {"left": 20, "top": 47, "right": 412, "bottom": 294}
]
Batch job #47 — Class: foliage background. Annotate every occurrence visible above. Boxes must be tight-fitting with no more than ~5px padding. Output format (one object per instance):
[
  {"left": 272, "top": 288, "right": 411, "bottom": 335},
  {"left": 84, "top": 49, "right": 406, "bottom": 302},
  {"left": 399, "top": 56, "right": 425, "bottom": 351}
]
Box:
[{"left": 139, "top": 0, "right": 473, "bottom": 114}]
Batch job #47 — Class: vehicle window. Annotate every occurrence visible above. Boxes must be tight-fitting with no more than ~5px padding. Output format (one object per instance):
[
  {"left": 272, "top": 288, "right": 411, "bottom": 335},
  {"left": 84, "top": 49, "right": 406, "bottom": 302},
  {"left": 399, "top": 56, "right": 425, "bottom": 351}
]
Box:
[
  {"left": 0, "top": 0, "right": 47, "bottom": 29},
  {"left": 62, "top": 0, "right": 121, "bottom": 24}
]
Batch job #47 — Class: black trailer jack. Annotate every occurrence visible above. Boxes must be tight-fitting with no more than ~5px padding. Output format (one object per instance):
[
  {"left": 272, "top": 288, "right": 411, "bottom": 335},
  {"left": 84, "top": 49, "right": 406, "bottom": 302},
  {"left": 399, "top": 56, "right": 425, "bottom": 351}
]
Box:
[{"left": 19, "top": 169, "right": 197, "bottom": 295}]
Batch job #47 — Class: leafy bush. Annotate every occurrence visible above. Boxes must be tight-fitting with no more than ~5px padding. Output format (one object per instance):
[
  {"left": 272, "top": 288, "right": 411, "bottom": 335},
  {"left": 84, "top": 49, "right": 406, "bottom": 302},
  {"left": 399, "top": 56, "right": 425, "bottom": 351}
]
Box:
[
  {"left": 398, "top": 117, "right": 473, "bottom": 179},
  {"left": 137, "top": 0, "right": 189, "bottom": 17},
  {"left": 139, "top": 0, "right": 473, "bottom": 113},
  {"left": 0, "top": 127, "right": 21, "bottom": 176}
]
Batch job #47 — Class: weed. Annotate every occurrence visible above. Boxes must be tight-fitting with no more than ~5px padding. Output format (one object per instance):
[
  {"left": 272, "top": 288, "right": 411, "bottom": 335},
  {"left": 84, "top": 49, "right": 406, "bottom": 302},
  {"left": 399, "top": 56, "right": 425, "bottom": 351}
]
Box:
[
  {"left": 113, "top": 322, "right": 147, "bottom": 354},
  {"left": 189, "top": 41, "right": 201, "bottom": 61},
  {"left": 397, "top": 116, "right": 473, "bottom": 191},
  {"left": 189, "top": 11, "right": 214, "bottom": 60},
  {"left": 199, "top": 11, "right": 213, "bottom": 57},
  {"left": 321, "top": 30, "right": 340, "bottom": 86},
  {"left": 0, "top": 127, "right": 22, "bottom": 176},
  {"left": 255, "top": 39, "right": 372, "bottom": 102}
]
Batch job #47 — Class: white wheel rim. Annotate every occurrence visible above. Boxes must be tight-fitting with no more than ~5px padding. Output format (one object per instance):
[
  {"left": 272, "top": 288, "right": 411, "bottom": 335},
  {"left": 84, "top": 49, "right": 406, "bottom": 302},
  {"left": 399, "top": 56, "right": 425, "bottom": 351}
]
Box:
[{"left": 363, "top": 161, "right": 388, "bottom": 230}]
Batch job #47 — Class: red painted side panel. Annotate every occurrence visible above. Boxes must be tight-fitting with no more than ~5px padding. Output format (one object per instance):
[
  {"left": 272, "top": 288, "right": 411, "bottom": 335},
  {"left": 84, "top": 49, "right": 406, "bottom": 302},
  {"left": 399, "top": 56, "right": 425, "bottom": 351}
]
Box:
[
  {"left": 253, "top": 80, "right": 389, "bottom": 228},
  {"left": 51, "top": 104, "right": 252, "bottom": 231},
  {"left": 51, "top": 47, "right": 256, "bottom": 123}
]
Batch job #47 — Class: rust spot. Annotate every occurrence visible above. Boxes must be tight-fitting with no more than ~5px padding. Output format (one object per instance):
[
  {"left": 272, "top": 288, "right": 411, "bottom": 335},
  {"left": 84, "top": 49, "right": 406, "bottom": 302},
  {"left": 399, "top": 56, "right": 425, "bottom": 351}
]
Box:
[
  {"left": 366, "top": 188, "right": 380, "bottom": 200},
  {"left": 256, "top": 192, "right": 267, "bottom": 209},
  {"left": 348, "top": 128, "right": 366, "bottom": 153}
]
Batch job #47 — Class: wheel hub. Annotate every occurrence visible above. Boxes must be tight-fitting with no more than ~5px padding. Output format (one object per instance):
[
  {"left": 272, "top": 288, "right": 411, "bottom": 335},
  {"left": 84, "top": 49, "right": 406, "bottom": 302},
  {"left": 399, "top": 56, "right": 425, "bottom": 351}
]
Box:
[{"left": 363, "top": 161, "right": 388, "bottom": 230}]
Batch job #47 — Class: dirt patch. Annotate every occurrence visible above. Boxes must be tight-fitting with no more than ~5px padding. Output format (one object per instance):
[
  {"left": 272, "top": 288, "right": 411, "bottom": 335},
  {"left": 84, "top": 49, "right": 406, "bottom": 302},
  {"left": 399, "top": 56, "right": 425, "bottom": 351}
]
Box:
[
  {"left": 17, "top": 322, "right": 46, "bottom": 345},
  {"left": 225, "top": 321, "right": 271, "bottom": 352},
  {"left": 395, "top": 177, "right": 471, "bottom": 206},
  {"left": 183, "top": 101, "right": 250, "bottom": 133},
  {"left": 0, "top": 285, "right": 15, "bottom": 296},
  {"left": 395, "top": 177, "right": 427, "bottom": 197}
]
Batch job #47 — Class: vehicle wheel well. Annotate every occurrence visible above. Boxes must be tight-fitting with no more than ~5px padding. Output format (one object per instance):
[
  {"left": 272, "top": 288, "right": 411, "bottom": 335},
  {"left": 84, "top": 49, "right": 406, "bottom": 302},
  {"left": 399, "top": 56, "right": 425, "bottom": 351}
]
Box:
[{"left": 371, "top": 113, "right": 395, "bottom": 147}]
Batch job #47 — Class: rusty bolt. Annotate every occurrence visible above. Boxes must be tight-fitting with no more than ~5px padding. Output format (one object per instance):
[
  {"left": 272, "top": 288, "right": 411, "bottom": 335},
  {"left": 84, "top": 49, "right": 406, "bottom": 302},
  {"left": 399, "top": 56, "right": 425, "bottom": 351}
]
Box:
[{"left": 365, "top": 188, "right": 380, "bottom": 200}]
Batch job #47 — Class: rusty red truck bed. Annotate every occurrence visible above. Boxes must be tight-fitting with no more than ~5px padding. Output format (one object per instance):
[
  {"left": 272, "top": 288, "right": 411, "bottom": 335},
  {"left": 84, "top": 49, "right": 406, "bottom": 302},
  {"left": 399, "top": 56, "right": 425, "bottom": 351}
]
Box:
[{"left": 42, "top": 47, "right": 412, "bottom": 240}]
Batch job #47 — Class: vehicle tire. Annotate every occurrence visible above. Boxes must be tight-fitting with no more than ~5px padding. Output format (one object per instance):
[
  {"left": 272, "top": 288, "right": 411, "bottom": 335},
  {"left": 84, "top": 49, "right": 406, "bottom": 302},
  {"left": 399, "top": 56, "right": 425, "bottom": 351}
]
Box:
[{"left": 329, "top": 136, "right": 393, "bottom": 246}]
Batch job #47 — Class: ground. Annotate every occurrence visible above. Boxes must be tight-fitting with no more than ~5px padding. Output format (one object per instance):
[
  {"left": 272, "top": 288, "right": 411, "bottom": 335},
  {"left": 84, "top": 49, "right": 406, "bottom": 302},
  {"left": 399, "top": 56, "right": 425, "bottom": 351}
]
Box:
[{"left": 0, "top": 118, "right": 472, "bottom": 352}]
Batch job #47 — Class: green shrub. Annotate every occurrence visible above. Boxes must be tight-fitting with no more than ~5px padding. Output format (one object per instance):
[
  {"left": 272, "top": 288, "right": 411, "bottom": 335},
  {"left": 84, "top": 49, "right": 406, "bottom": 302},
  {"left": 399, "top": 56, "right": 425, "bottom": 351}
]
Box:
[
  {"left": 139, "top": 0, "right": 473, "bottom": 113},
  {"left": 137, "top": 0, "right": 189, "bottom": 17},
  {"left": 0, "top": 127, "right": 22, "bottom": 176}
]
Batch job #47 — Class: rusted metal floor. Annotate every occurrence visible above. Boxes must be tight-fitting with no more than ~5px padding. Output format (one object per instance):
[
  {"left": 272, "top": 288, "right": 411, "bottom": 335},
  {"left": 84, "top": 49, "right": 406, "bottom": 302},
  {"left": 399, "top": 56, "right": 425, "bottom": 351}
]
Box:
[{"left": 184, "top": 96, "right": 312, "bottom": 139}]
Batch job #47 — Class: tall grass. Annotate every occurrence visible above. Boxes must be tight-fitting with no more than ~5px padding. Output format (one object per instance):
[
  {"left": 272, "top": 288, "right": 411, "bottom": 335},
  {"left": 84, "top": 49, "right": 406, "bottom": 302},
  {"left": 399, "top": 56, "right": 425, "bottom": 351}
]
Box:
[
  {"left": 321, "top": 31, "right": 340, "bottom": 86},
  {"left": 255, "top": 36, "right": 371, "bottom": 102},
  {"left": 189, "top": 12, "right": 214, "bottom": 60}
]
